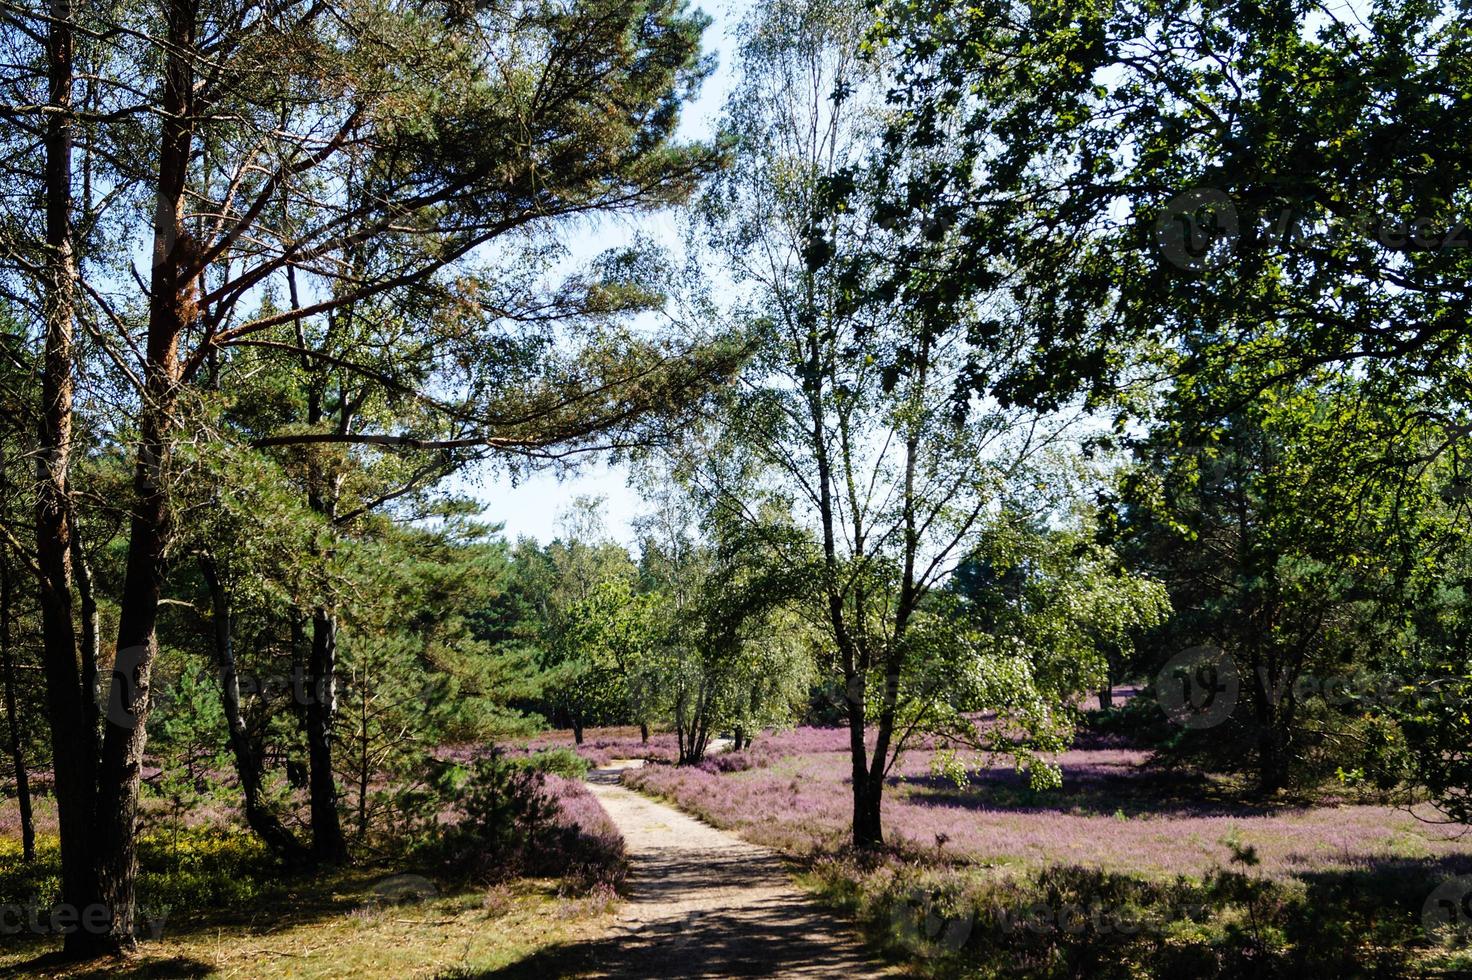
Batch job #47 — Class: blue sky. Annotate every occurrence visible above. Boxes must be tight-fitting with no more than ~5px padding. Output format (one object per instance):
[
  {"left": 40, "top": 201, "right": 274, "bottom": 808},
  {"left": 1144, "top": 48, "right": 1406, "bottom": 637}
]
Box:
[{"left": 465, "top": 0, "right": 750, "bottom": 546}]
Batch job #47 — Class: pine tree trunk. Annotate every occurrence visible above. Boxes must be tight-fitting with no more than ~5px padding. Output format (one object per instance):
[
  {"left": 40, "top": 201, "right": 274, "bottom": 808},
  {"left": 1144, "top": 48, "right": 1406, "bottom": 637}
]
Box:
[
  {"left": 357, "top": 667, "right": 370, "bottom": 843},
  {"left": 70, "top": 532, "right": 101, "bottom": 752},
  {"left": 306, "top": 608, "right": 348, "bottom": 862},
  {"left": 298, "top": 339, "right": 348, "bottom": 861},
  {"left": 94, "top": 0, "right": 198, "bottom": 946},
  {"left": 200, "top": 557, "right": 307, "bottom": 864},
  {"left": 305, "top": 609, "right": 347, "bottom": 861},
  {"left": 2, "top": 567, "right": 35, "bottom": 862},
  {"left": 36, "top": 0, "right": 103, "bottom": 952}
]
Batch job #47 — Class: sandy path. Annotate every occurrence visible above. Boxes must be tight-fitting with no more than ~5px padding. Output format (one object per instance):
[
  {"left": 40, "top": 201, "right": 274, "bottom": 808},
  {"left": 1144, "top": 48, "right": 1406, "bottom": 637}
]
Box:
[{"left": 582, "top": 762, "right": 896, "bottom": 979}]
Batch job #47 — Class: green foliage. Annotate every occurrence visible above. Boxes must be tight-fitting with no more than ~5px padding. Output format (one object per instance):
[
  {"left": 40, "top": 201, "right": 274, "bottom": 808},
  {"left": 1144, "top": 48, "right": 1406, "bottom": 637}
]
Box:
[
  {"left": 871, "top": 0, "right": 1472, "bottom": 409},
  {"left": 500, "top": 500, "right": 648, "bottom": 733},
  {"left": 952, "top": 516, "right": 1171, "bottom": 701},
  {"left": 516, "top": 746, "right": 592, "bottom": 779},
  {"left": 423, "top": 751, "right": 562, "bottom": 882},
  {"left": 635, "top": 471, "right": 815, "bottom": 762},
  {"left": 1104, "top": 368, "right": 1452, "bottom": 793},
  {"left": 143, "top": 664, "right": 233, "bottom": 856},
  {"left": 558, "top": 577, "right": 661, "bottom": 728},
  {"left": 1371, "top": 519, "right": 1472, "bottom": 823},
  {"left": 0, "top": 829, "right": 280, "bottom": 928},
  {"left": 401, "top": 749, "right": 621, "bottom": 893}
]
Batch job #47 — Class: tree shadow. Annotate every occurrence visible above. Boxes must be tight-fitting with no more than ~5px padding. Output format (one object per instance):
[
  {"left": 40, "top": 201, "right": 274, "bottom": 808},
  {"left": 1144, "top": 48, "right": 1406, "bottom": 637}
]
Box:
[
  {"left": 452, "top": 847, "right": 891, "bottom": 978},
  {"left": 894, "top": 757, "right": 1315, "bottom": 820},
  {"left": 0, "top": 952, "right": 214, "bottom": 979},
  {"left": 452, "top": 896, "right": 888, "bottom": 978},
  {"left": 0, "top": 865, "right": 453, "bottom": 978},
  {"left": 1290, "top": 852, "right": 1472, "bottom": 904}
]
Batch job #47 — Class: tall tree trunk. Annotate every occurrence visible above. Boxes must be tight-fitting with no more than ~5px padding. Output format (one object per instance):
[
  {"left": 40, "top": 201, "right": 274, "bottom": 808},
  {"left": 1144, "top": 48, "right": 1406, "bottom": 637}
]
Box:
[
  {"left": 36, "top": 0, "right": 103, "bottom": 952},
  {"left": 814, "top": 385, "right": 881, "bottom": 849},
  {"left": 354, "top": 656, "right": 370, "bottom": 841},
  {"left": 200, "top": 557, "right": 308, "bottom": 864},
  {"left": 356, "top": 671, "right": 369, "bottom": 843},
  {"left": 796, "top": 281, "right": 886, "bottom": 850},
  {"left": 846, "top": 676, "right": 882, "bottom": 850},
  {"left": 306, "top": 608, "right": 347, "bottom": 862},
  {"left": 71, "top": 531, "right": 101, "bottom": 752},
  {"left": 1255, "top": 701, "right": 1293, "bottom": 796},
  {"left": 94, "top": 0, "right": 197, "bottom": 947},
  {"left": 298, "top": 330, "right": 348, "bottom": 862},
  {"left": 853, "top": 773, "right": 883, "bottom": 851},
  {"left": 2, "top": 566, "right": 35, "bottom": 862},
  {"left": 855, "top": 330, "right": 931, "bottom": 852},
  {"left": 802, "top": 305, "right": 877, "bottom": 850}
]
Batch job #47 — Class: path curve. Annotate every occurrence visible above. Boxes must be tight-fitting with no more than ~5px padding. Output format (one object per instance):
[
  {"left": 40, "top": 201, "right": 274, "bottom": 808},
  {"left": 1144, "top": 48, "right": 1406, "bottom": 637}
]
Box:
[{"left": 582, "top": 761, "right": 895, "bottom": 978}]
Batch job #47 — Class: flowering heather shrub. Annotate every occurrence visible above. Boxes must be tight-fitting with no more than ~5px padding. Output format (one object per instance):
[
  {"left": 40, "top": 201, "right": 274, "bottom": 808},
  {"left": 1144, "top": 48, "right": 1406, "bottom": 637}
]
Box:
[
  {"left": 413, "top": 750, "right": 625, "bottom": 893},
  {"left": 0, "top": 792, "right": 56, "bottom": 839},
  {"left": 543, "top": 774, "right": 627, "bottom": 894},
  {"left": 4, "top": 771, "right": 276, "bottom": 845},
  {"left": 623, "top": 726, "right": 1472, "bottom": 880},
  {"left": 523, "top": 727, "right": 681, "bottom": 767},
  {"left": 759, "top": 725, "right": 854, "bottom": 756},
  {"left": 805, "top": 850, "right": 1434, "bottom": 979},
  {"left": 696, "top": 744, "right": 777, "bottom": 773}
]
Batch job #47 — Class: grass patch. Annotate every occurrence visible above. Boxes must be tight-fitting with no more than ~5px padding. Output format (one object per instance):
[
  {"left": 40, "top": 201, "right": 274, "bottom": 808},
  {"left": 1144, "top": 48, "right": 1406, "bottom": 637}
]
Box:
[
  {"left": 0, "top": 822, "right": 620, "bottom": 979},
  {"left": 0, "top": 873, "right": 615, "bottom": 979}
]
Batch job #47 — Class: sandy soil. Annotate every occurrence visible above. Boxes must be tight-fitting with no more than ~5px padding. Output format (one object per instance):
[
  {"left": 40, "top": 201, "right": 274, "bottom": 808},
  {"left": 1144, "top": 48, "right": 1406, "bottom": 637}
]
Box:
[{"left": 580, "top": 761, "right": 896, "bottom": 979}]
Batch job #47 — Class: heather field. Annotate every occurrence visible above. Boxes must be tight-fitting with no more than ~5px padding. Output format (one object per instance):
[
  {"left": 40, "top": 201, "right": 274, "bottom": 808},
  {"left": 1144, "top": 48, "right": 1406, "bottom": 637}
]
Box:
[
  {"left": 611, "top": 721, "right": 1472, "bottom": 977},
  {"left": 525, "top": 726, "right": 683, "bottom": 768},
  {"left": 624, "top": 725, "right": 1472, "bottom": 880}
]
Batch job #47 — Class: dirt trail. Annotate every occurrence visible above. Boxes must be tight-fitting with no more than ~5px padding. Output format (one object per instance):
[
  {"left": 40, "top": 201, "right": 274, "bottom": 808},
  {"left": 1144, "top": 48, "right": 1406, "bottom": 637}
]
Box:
[{"left": 581, "top": 761, "right": 896, "bottom": 978}]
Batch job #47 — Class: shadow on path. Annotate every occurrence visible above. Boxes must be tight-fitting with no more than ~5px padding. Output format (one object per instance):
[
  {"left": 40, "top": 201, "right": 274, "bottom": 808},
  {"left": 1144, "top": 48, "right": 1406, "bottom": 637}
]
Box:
[{"left": 466, "top": 762, "right": 894, "bottom": 979}]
